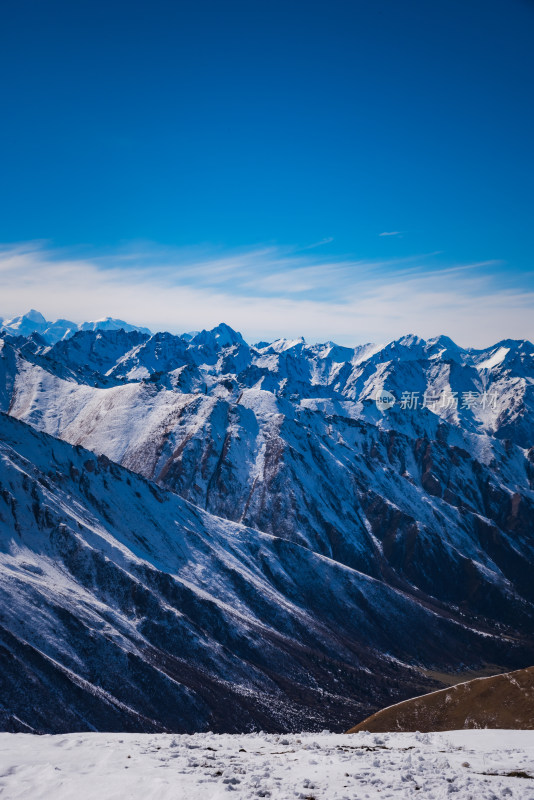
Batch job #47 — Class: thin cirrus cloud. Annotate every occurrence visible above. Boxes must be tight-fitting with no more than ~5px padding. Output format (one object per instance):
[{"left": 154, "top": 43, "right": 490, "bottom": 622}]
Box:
[
  {"left": 0, "top": 240, "right": 532, "bottom": 348},
  {"left": 379, "top": 231, "right": 402, "bottom": 237}
]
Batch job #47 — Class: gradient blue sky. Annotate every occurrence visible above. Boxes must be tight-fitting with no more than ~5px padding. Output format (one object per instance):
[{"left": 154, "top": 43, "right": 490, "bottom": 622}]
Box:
[{"left": 0, "top": 0, "right": 533, "bottom": 345}]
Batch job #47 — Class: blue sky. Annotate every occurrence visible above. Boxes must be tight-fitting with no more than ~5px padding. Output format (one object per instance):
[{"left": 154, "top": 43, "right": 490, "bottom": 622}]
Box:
[{"left": 0, "top": 0, "right": 533, "bottom": 345}]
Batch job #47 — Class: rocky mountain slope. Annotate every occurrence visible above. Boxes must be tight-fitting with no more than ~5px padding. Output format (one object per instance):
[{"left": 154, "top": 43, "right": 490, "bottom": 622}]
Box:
[
  {"left": 1, "top": 411, "right": 519, "bottom": 734},
  {"left": 0, "top": 318, "right": 533, "bottom": 732},
  {"left": 348, "top": 665, "right": 534, "bottom": 732},
  {"left": 2, "top": 325, "right": 534, "bottom": 619}
]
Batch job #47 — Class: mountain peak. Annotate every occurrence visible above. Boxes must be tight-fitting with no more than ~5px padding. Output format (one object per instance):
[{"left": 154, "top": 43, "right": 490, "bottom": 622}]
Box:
[
  {"left": 25, "top": 309, "right": 47, "bottom": 324},
  {"left": 392, "top": 334, "right": 425, "bottom": 348},
  {"left": 265, "top": 336, "right": 306, "bottom": 353},
  {"left": 1, "top": 309, "right": 48, "bottom": 336},
  {"left": 0, "top": 312, "right": 151, "bottom": 344},
  {"left": 79, "top": 317, "right": 152, "bottom": 336},
  {"left": 211, "top": 323, "right": 245, "bottom": 346},
  {"left": 191, "top": 323, "right": 245, "bottom": 348}
]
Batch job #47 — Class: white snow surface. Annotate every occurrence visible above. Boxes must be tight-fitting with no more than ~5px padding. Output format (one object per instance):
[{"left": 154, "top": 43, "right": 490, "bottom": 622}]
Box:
[
  {"left": 476, "top": 346, "right": 511, "bottom": 372},
  {"left": 1, "top": 730, "right": 533, "bottom": 799}
]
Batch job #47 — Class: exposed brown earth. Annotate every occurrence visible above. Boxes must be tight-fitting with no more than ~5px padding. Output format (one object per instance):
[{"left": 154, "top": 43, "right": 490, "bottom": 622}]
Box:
[{"left": 347, "top": 666, "right": 534, "bottom": 733}]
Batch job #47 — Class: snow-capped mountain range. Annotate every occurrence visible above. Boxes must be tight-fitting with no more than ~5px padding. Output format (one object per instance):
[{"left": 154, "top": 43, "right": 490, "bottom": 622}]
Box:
[
  {"left": 0, "top": 312, "right": 533, "bottom": 733},
  {"left": 0, "top": 309, "right": 151, "bottom": 344}
]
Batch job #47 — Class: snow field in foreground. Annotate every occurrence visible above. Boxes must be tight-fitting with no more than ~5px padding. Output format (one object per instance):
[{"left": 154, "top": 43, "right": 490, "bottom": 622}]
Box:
[{"left": 0, "top": 730, "right": 533, "bottom": 800}]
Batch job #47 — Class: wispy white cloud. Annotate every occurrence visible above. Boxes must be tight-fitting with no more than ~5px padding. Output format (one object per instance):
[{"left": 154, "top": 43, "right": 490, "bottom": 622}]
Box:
[
  {"left": 298, "top": 236, "right": 335, "bottom": 250},
  {"left": 0, "top": 241, "right": 532, "bottom": 348},
  {"left": 379, "top": 231, "right": 402, "bottom": 237}
]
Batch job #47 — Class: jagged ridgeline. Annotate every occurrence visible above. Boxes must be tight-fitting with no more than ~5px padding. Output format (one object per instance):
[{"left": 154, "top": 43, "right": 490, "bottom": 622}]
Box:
[{"left": 0, "top": 321, "right": 533, "bottom": 733}]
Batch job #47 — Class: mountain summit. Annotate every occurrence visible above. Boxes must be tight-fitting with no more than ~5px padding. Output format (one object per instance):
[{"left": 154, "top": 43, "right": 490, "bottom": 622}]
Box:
[
  {"left": 0, "top": 310, "right": 151, "bottom": 344},
  {"left": 0, "top": 322, "right": 533, "bottom": 733}
]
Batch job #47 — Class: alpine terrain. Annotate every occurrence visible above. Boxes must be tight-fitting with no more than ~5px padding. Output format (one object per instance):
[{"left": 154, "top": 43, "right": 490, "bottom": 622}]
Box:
[{"left": 0, "top": 313, "right": 533, "bottom": 733}]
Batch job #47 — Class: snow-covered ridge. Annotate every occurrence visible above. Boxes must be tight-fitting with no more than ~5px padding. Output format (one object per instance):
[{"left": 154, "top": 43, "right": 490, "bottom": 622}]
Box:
[
  {"left": 2, "top": 316, "right": 532, "bottom": 446},
  {"left": 1, "top": 322, "right": 534, "bottom": 735},
  {"left": 4, "top": 409, "right": 524, "bottom": 734},
  {"left": 0, "top": 309, "right": 151, "bottom": 343}
]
